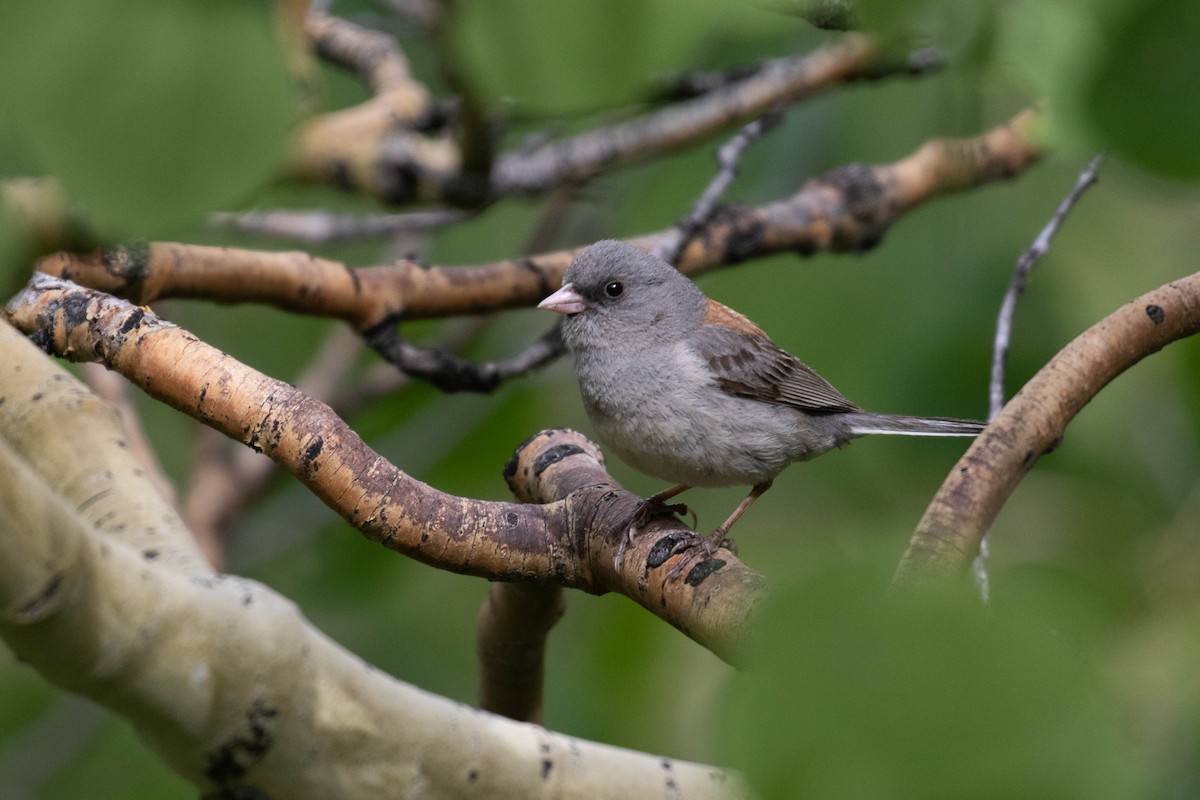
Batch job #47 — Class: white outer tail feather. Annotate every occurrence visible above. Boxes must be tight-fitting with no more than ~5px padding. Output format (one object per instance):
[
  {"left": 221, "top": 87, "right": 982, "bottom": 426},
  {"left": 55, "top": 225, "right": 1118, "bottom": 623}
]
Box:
[{"left": 844, "top": 413, "right": 986, "bottom": 438}]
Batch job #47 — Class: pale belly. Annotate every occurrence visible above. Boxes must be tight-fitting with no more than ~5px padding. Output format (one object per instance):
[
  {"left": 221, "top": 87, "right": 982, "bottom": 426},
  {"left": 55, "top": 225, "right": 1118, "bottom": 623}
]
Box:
[{"left": 576, "top": 345, "right": 834, "bottom": 487}]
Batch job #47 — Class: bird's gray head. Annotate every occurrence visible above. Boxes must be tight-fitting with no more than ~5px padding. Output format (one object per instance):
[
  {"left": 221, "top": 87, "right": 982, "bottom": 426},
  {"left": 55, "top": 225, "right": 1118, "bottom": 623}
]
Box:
[{"left": 538, "top": 240, "right": 705, "bottom": 353}]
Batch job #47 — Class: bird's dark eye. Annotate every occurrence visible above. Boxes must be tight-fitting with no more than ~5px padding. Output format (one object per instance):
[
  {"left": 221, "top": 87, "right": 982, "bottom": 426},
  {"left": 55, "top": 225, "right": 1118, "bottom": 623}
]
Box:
[{"left": 604, "top": 281, "right": 624, "bottom": 298}]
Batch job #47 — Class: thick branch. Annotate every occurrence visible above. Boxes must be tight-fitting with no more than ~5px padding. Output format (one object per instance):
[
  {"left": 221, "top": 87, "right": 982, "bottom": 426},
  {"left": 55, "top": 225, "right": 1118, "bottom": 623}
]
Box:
[
  {"left": 895, "top": 270, "right": 1200, "bottom": 586},
  {"left": 37, "top": 108, "right": 1041, "bottom": 333},
  {"left": 0, "top": 319, "right": 747, "bottom": 798},
  {"left": 5, "top": 280, "right": 765, "bottom": 658}
]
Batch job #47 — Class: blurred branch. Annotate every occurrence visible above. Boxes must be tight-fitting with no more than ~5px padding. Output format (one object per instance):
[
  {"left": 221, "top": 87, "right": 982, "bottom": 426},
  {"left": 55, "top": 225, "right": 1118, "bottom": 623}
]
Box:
[
  {"left": 895, "top": 269, "right": 1200, "bottom": 587},
  {"left": 655, "top": 109, "right": 786, "bottom": 265},
  {"left": 5, "top": 280, "right": 765, "bottom": 661},
  {"left": 290, "top": 30, "right": 942, "bottom": 204},
  {"left": 35, "top": 108, "right": 1041, "bottom": 393},
  {"left": 489, "top": 35, "right": 928, "bottom": 197},
  {"left": 0, "top": 319, "right": 746, "bottom": 798},
  {"left": 990, "top": 155, "right": 1102, "bottom": 419},
  {"left": 476, "top": 583, "right": 564, "bottom": 723},
  {"left": 306, "top": 10, "right": 422, "bottom": 96},
  {"left": 211, "top": 208, "right": 470, "bottom": 243}
]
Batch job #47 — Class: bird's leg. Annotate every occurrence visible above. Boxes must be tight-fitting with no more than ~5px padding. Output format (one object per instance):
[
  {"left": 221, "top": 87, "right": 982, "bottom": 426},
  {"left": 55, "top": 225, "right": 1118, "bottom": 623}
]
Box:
[
  {"left": 645, "top": 483, "right": 697, "bottom": 527},
  {"left": 666, "top": 480, "right": 773, "bottom": 579},
  {"left": 615, "top": 484, "right": 694, "bottom": 570}
]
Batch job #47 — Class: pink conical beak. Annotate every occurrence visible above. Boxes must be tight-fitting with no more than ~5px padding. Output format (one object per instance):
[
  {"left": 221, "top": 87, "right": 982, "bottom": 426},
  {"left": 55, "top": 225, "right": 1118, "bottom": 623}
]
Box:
[{"left": 538, "top": 282, "right": 588, "bottom": 315}]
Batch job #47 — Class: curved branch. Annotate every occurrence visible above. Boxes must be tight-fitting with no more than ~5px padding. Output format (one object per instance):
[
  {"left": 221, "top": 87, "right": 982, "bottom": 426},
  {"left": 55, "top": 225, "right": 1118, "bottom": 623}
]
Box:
[
  {"left": 5, "top": 279, "right": 766, "bottom": 659},
  {"left": 0, "top": 318, "right": 747, "bottom": 799},
  {"left": 894, "top": 270, "right": 1200, "bottom": 586},
  {"left": 36, "top": 108, "right": 1041, "bottom": 332}
]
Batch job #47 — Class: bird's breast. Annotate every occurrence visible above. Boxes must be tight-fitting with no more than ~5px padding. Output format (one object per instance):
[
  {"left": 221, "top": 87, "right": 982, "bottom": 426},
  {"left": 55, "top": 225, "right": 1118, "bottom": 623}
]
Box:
[{"left": 573, "top": 342, "right": 814, "bottom": 487}]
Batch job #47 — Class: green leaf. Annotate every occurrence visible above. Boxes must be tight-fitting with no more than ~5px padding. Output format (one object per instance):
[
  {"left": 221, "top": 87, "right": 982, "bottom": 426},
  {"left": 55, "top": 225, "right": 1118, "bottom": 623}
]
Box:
[
  {"left": 1085, "top": 0, "right": 1200, "bottom": 180},
  {"left": 0, "top": 0, "right": 297, "bottom": 235},
  {"left": 720, "top": 548, "right": 1141, "bottom": 800}
]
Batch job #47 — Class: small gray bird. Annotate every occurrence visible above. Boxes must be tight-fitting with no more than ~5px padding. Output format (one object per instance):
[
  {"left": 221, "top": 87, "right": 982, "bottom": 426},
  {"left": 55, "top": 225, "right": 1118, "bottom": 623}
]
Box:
[{"left": 539, "top": 240, "right": 984, "bottom": 564}]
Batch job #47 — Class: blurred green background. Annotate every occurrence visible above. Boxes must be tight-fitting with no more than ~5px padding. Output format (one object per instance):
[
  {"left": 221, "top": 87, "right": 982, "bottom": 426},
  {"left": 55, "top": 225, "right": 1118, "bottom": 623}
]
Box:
[{"left": 2, "top": 0, "right": 1200, "bottom": 797}]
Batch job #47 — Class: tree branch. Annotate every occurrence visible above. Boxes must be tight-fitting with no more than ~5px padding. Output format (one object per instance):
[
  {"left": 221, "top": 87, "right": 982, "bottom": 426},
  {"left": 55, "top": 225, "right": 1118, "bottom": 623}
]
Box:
[
  {"left": 476, "top": 582, "right": 564, "bottom": 723},
  {"left": 655, "top": 109, "right": 787, "bottom": 265},
  {"left": 0, "top": 318, "right": 748, "bottom": 798},
  {"left": 989, "top": 155, "right": 1102, "bottom": 419},
  {"left": 34, "top": 107, "right": 1041, "bottom": 343},
  {"left": 5, "top": 279, "right": 766, "bottom": 660},
  {"left": 895, "top": 270, "right": 1200, "bottom": 586},
  {"left": 290, "top": 31, "right": 943, "bottom": 204}
]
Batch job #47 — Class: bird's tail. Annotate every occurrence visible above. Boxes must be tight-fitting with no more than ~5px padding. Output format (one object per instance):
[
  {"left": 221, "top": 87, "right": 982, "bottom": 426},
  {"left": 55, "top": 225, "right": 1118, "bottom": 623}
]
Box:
[{"left": 843, "top": 413, "right": 985, "bottom": 438}]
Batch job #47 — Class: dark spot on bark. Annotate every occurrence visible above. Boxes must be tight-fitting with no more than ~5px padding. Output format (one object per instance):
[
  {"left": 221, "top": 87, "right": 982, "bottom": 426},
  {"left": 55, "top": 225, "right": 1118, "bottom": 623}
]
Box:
[
  {"left": 26, "top": 326, "right": 54, "bottom": 354},
  {"left": 143, "top": 549, "right": 159, "bottom": 560},
  {"left": 77, "top": 488, "right": 112, "bottom": 512},
  {"left": 821, "top": 162, "right": 890, "bottom": 251},
  {"left": 16, "top": 572, "right": 64, "bottom": 621},
  {"left": 685, "top": 558, "right": 726, "bottom": 585},
  {"left": 118, "top": 307, "right": 145, "bottom": 335},
  {"left": 60, "top": 291, "right": 91, "bottom": 330},
  {"left": 541, "top": 759, "right": 554, "bottom": 779},
  {"left": 204, "top": 700, "right": 279, "bottom": 785},
  {"left": 302, "top": 437, "right": 324, "bottom": 472},
  {"left": 31, "top": 392, "right": 43, "bottom": 401},
  {"left": 710, "top": 205, "right": 763, "bottom": 262},
  {"left": 532, "top": 444, "right": 585, "bottom": 476},
  {"left": 1146, "top": 304, "right": 1165, "bottom": 324},
  {"left": 242, "top": 593, "right": 254, "bottom": 606},
  {"left": 199, "top": 385, "right": 208, "bottom": 404},
  {"left": 378, "top": 160, "right": 418, "bottom": 205},
  {"left": 1022, "top": 450, "right": 1035, "bottom": 468},
  {"left": 342, "top": 262, "right": 362, "bottom": 294},
  {"left": 647, "top": 532, "right": 693, "bottom": 568},
  {"left": 504, "top": 511, "right": 519, "bottom": 527},
  {"left": 503, "top": 451, "right": 520, "bottom": 481},
  {"left": 331, "top": 161, "right": 353, "bottom": 191},
  {"left": 98, "top": 243, "right": 151, "bottom": 298},
  {"left": 420, "top": 532, "right": 429, "bottom": 542},
  {"left": 467, "top": 770, "right": 479, "bottom": 783}
]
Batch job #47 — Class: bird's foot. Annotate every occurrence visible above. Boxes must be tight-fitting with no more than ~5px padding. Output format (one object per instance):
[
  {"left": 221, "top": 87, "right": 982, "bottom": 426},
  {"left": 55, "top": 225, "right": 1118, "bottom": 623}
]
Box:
[
  {"left": 664, "top": 527, "right": 736, "bottom": 581},
  {"left": 613, "top": 495, "right": 697, "bottom": 571}
]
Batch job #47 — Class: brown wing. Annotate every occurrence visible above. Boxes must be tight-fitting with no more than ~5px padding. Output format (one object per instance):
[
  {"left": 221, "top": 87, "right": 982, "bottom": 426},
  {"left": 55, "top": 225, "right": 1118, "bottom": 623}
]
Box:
[{"left": 693, "top": 300, "right": 861, "bottom": 413}]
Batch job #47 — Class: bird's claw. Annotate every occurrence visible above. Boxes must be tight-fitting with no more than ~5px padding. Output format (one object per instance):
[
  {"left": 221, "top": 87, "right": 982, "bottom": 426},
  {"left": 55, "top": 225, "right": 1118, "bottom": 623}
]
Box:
[
  {"left": 664, "top": 529, "right": 736, "bottom": 580},
  {"left": 613, "top": 497, "right": 698, "bottom": 571}
]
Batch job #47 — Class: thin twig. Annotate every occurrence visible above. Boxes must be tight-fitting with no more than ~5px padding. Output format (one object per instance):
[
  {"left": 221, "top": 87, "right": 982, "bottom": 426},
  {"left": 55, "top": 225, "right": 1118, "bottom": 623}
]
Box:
[
  {"left": 989, "top": 155, "right": 1102, "bottom": 420},
  {"left": 364, "top": 323, "right": 564, "bottom": 393},
  {"left": 655, "top": 109, "right": 786, "bottom": 265},
  {"left": 211, "top": 208, "right": 469, "bottom": 244}
]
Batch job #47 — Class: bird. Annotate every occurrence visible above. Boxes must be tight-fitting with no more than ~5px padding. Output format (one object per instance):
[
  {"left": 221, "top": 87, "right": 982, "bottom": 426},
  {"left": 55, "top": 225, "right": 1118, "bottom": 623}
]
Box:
[{"left": 538, "top": 239, "right": 985, "bottom": 570}]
